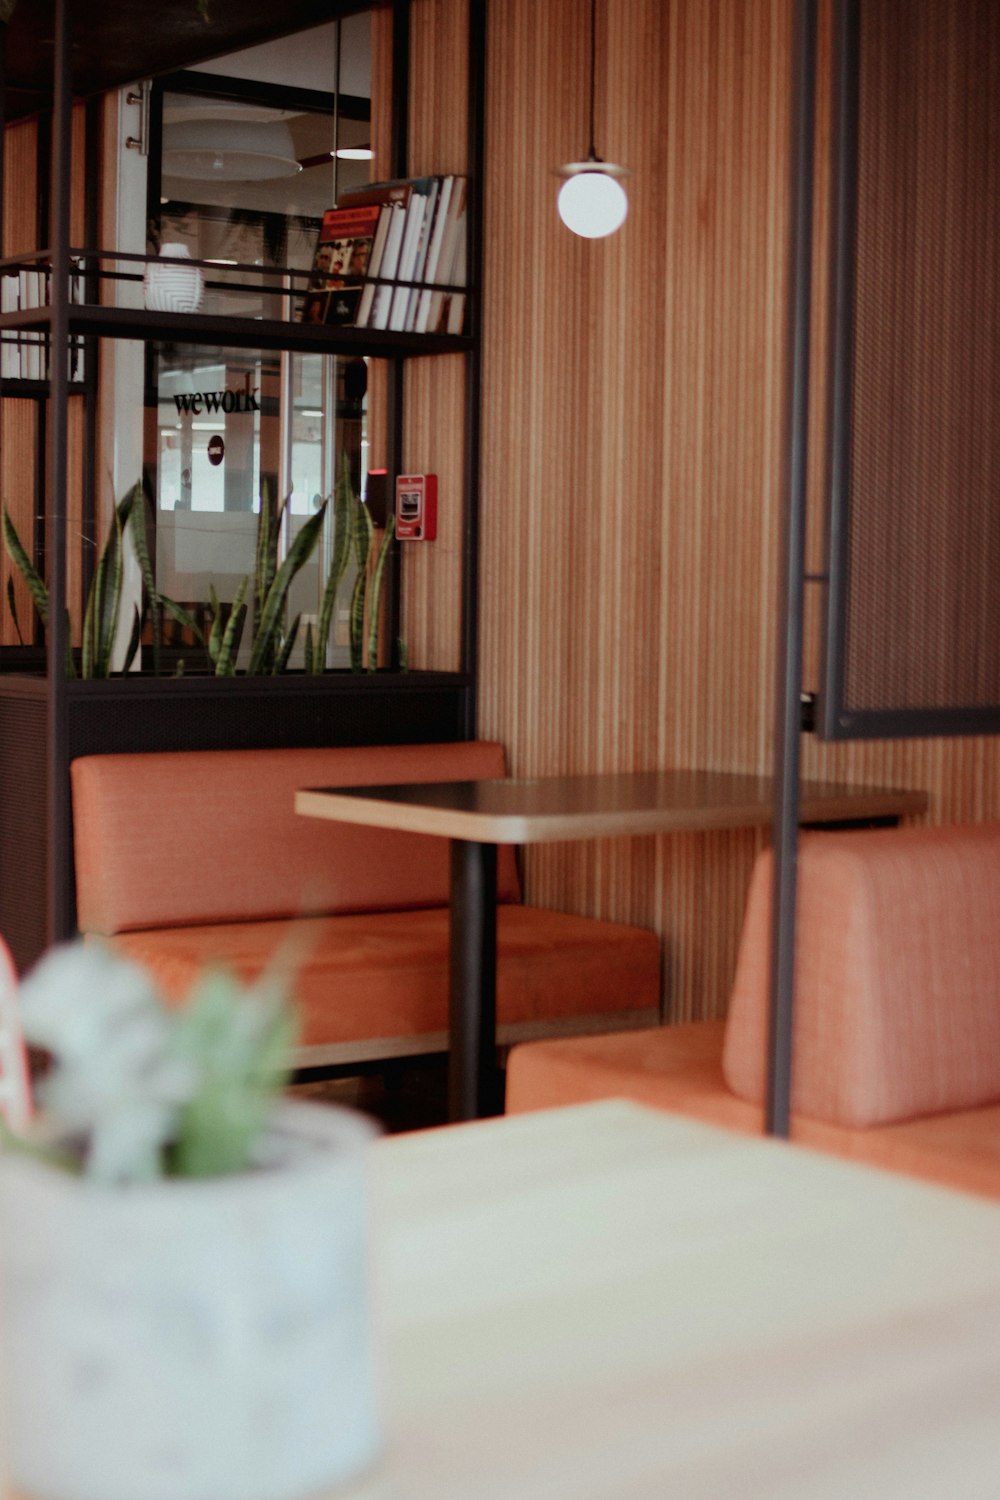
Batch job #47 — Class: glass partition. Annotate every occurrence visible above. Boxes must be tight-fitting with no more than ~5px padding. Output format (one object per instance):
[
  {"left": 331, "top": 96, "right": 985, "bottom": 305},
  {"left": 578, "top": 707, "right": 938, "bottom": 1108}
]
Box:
[{"left": 142, "top": 13, "right": 382, "bottom": 670}]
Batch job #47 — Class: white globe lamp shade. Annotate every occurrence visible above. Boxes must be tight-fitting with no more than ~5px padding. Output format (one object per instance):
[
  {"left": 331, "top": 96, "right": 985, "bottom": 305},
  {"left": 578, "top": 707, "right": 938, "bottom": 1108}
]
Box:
[{"left": 557, "top": 167, "right": 629, "bottom": 239}]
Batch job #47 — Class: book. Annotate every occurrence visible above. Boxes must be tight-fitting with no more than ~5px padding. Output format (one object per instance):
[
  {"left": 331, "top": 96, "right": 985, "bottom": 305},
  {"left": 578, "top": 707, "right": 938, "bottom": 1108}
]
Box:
[
  {"left": 412, "top": 175, "right": 456, "bottom": 334},
  {"left": 444, "top": 210, "right": 467, "bottom": 336},
  {"left": 355, "top": 204, "right": 393, "bottom": 329},
  {"left": 387, "top": 179, "right": 437, "bottom": 331},
  {"left": 401, "top": 176, "right": 441, "bottom": 330},
  {"left": 298, "top": 202, "right": 381, "bottom": 327},
  {"left": 1, "top": 274, "right": 17, "bottom": 381},
  {"left": 368, "top": 203, "right": 407, "bottom": 330},
  {"left": 427, "top": 179, "right": 467, "bottom": 336},
  {"left": 336, "top": 177, "right": 418, "bottom": 212},
  {"left": 333, "top": 177, "right": 427, "bottom": 330}
]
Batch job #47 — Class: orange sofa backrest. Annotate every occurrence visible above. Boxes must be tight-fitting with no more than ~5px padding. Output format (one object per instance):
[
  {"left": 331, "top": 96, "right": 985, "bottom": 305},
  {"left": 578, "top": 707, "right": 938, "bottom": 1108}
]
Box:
[
  {"left": 722, "top": 822, "right": 1000, "bottom": 1127},
  {"left": 72, "top": 742, "right": 521, "bottom": 935}
]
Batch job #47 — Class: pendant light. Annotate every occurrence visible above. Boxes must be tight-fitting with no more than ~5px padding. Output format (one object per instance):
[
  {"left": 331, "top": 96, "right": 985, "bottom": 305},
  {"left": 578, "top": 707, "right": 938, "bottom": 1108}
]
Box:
[{"left": 555, "top": 0, "right": 630, "bottom": 238}]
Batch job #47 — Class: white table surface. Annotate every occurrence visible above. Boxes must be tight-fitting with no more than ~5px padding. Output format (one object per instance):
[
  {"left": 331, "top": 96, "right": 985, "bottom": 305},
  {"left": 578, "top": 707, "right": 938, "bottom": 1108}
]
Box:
[{"left": 342, "top": 1100, "right": 1000, "bottom": 1500}]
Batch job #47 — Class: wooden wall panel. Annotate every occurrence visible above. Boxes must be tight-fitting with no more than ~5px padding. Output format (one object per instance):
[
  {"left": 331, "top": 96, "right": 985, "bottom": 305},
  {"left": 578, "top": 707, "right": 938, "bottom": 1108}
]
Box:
[
  {"left": 449, "top": 0, "right": 998, "bottom": 1023},
  {"left": 476, "top": 0, "right": 793, "bottom": 1018},
  {"left": 398, "top": 0, "right": 469, "bottom": 671}
]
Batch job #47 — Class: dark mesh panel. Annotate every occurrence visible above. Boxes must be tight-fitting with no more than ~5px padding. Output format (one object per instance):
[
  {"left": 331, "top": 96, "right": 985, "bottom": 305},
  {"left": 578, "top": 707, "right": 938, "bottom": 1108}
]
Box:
[{"left": 833, "top": 0, "right": 1000, "bottom": 730}]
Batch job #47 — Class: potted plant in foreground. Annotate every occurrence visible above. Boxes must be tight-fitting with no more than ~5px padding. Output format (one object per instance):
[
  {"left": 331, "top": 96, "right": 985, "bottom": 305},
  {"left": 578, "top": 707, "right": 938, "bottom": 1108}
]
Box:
[{"left": 0, "top": 942, "right": 382, "bottom": 1500}]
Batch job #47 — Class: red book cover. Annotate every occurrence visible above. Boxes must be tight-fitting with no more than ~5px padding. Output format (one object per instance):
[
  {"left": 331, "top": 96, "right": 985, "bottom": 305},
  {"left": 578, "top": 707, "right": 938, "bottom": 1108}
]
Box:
[{"left": 299, "top": 203, "right": 382, "bottom": 327}]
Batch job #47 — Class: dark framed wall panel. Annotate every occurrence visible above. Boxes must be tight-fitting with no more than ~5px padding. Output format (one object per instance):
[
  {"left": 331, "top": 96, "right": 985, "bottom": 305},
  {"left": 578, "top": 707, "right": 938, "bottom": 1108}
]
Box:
[{"left": 820, "top": 0, "right": 1000, "bottom": 740}]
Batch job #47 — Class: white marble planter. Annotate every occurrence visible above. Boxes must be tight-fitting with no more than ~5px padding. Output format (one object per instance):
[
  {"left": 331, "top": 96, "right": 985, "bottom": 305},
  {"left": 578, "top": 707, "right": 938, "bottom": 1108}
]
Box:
[{"left": 0, "top": 1101, "right": 382, "bottom": 1500}]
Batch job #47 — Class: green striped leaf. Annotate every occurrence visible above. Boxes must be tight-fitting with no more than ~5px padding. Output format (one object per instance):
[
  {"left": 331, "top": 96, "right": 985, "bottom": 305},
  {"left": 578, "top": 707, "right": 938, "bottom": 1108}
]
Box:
[
  {"left": 2, "top": 506, "right": 49, "bottom": 628},
  {"left": 248, "top": 503, "right": 327, "bottom": 676},
  {"left": 366, "top": 513, "right": 395, "bottom": 671}
]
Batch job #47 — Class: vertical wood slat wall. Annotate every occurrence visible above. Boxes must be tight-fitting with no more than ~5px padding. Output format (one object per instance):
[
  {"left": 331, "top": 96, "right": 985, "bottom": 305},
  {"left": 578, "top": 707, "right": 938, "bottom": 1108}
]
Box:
[{"left": 399, "top": 0, "right": 998, "bottom": 1023}]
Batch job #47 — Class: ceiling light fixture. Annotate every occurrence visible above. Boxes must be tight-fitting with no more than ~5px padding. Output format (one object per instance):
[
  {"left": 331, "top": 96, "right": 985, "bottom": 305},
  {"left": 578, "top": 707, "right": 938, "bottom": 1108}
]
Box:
[
  {"left": 555, "top": 0, "right": 630, "bottom": 238},
  {"left": 162, "top": 118, "right": 303, "bottom": 182}
]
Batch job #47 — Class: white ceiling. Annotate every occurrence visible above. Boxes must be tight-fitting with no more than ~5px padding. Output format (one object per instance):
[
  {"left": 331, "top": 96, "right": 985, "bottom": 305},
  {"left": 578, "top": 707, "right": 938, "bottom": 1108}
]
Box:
[{"left": 189, "top": 14, "right": 371, "bottom": 98}]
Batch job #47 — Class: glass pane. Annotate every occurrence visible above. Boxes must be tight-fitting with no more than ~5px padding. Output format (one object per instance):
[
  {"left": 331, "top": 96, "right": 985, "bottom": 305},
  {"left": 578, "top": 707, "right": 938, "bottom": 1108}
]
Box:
[{"left": 143, "top": 14, "right": 378, "bottom": 672}]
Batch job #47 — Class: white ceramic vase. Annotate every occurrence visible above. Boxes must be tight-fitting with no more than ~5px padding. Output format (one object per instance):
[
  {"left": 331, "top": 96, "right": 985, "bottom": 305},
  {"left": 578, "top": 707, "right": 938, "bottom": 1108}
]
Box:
[
  {"left": 0, "top": 1101, "right": 382, "bottom": 1500},
  {"left": 143, "top": 242, "right": 204, "bottom": 314}
]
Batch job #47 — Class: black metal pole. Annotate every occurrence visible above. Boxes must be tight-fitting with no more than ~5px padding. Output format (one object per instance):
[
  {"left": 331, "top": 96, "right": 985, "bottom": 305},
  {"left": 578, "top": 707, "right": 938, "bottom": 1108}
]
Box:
[
  {"left": 46, "top": 0, "right": 73, "bottom": 946},
  {"left": 461, "top": 0, "right": 487, "bottom": 735},
  {"left": 766, "top": 0, "right": 817, "bottom": 1136},
  {"left": 819, "top": 0, "right": 859, "bottom": 739},
  {"left": 448, "top": 838, "right": 497, "bottom": 1122}
]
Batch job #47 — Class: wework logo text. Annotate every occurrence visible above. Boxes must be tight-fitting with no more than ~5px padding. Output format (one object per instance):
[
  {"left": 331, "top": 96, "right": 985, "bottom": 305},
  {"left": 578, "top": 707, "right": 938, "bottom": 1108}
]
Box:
[{"left": 173, "top": 372, "right": 260, "bottom": 416}]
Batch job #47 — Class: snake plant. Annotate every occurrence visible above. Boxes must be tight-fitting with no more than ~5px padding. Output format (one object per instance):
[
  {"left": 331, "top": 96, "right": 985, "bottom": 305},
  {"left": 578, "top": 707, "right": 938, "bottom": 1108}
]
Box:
[
  {"left": 307, "top": 454, "right": 396, "bottom": 674},
  {"left": 1, "top": 482, "right": 189, "bottom": 678}
]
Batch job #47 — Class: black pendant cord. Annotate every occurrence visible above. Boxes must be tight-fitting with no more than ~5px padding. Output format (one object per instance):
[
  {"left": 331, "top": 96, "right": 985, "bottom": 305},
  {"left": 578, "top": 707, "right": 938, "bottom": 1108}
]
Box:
[{"left": 587, "top": 0, "right": 598, "bottom": 161}]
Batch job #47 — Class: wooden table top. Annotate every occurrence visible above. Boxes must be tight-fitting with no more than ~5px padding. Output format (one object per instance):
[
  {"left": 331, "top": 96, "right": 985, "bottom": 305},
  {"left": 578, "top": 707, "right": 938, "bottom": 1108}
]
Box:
[
  {"left": 10, "top": 1101, "right": 1000, "bottom": 1499},
  {"left": 341, "top": 1101, "right": 1000, "bottom": 1499},
  {"left": 296, "top": 768, "right": 928, "bottom": 843}
]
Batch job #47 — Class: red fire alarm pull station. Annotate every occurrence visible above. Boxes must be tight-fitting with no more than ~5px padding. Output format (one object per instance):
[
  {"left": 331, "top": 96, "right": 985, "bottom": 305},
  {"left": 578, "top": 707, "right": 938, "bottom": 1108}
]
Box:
[{"left": 395, "top": 474, "right": 437, "bottom": 540}]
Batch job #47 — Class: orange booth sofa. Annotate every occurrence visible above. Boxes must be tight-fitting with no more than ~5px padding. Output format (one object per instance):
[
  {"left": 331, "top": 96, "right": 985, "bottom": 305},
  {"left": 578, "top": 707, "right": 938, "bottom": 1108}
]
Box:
[
  {"left": 507, "top": 821, "right": 1000, "bottom": 1201},
  {"left": 70, "top": 741, "right": 660, "bottom": 1069}
]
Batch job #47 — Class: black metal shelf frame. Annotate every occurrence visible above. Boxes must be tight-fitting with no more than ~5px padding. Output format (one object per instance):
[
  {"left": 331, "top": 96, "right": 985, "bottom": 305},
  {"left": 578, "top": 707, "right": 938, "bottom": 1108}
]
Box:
[{"left": 0, "top": 0, "right": 488, "bottom": 960}]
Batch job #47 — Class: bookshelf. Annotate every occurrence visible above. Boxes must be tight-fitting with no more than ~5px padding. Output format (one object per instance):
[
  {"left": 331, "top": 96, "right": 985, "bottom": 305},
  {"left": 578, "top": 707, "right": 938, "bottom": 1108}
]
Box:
[{"left": 0, "top": 0, "right": 486, "bottom": 972}]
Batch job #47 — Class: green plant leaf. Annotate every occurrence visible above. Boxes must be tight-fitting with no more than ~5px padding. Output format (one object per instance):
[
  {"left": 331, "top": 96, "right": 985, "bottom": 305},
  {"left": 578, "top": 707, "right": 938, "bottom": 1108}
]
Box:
[
  {"left": 168, "top": 969, "right": 296, "bottom": 1179},
  {"left": 2, "top": 506, "right": 49, "bottom": 627},
  {"left": 303, "top": 620, "right": 315, "bottom": 675},
  {"left": 126, "top": 483, "right": 160, "bottom": 675},
  {"left": 248, "top": 503, "right": 327, "bottom": 675},
  {"left": 122, "top": 603, "right": 144, "bottom": 673},
  {"left": 253, "top": 480, "right": 282, "bottom": 642},
  {"left": 275, "top": 613, "right": 301, "bottom": 674},
  {"left": 349, "top": 496, "right": 373, "bottom": 672},
  {"left": 366, "top": 512, "right": 395, "bottom": 671},
  {"left": 207, "top": 582, "right": 223, "bottom": 666},
  {"left": 90, "top": 492, "right": 132, "bottom": 677},
  {"left": 81, "top": 570, "right": 96, "bottom": 678},
  {"left": 6, "top": 575, "right": 24, "bottom": 644},
  {"left": 312, "top": 455, "right": 355, "bottom": 673},
  {"left": 159, "top": 594, "right": 204, "bottom": 645},
  {"left": 215, "top": 576, "right": 248, "bottom": 676}
]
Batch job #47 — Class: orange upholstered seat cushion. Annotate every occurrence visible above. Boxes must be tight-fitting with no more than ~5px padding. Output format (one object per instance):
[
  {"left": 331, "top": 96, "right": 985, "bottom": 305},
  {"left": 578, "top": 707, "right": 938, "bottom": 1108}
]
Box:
[
  {"left": 505, "top": 1023, "right": 1000, "bottom": 1201},
  {"left": 71, "top": 742, "right": 520, "bottom": 935},
  {"left": 722, "top": 822, "right": 1000, "bottom": 1128},
  {"left": 108, "top": 904, "right": 662, "bottom": 1057}
]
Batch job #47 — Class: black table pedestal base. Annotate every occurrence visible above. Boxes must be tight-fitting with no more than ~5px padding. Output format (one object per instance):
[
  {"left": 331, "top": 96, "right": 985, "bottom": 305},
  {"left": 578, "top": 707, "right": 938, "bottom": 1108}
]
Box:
[{"left": 448, "top": 838, "right": 499, "bottom": 1122}]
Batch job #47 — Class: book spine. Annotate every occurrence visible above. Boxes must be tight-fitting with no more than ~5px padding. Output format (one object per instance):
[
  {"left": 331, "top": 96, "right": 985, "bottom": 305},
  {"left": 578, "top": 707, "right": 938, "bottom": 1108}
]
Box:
[
  {"left": 1, "top": 274, "right": 17, "bottom": 381},
  {"left": 402, "top": 177, "right": 441, "bottom": 331},
  {"left": 356, "top": 204, "right": 392, "bottom": 329},
  {"left": 388, "top": 190, "right": 431, "bottom": 331},
  {"left": 369, "top": 203, "right": 407, "bottom": 330},
  {"left": 413, "top": 176, "right": 455, "bottom": 335}
]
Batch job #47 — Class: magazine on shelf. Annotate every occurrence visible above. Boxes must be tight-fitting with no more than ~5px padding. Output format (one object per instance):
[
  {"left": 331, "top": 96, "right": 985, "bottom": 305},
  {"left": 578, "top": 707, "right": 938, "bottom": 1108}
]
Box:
[{"left": 298, "top": 202, "right": 382, "bottom": 327}]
